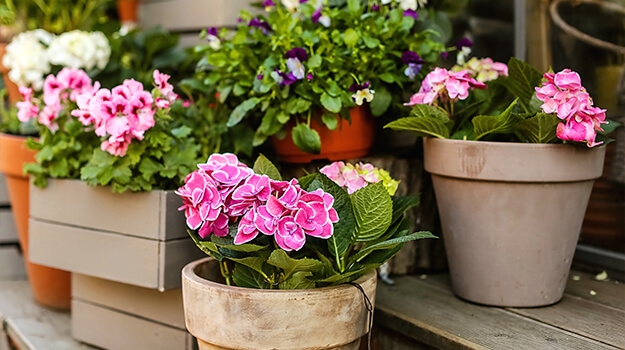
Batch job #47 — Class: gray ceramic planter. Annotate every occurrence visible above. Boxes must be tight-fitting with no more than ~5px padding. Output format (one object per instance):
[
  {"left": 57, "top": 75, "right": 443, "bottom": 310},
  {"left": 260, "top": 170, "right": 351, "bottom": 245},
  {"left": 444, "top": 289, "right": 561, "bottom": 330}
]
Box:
[
  {"left": 182, "top": 257, "right": 377, "bottom": 350},
  {"left": 424, "top": 138, "right": 606, "bottom": 307}
]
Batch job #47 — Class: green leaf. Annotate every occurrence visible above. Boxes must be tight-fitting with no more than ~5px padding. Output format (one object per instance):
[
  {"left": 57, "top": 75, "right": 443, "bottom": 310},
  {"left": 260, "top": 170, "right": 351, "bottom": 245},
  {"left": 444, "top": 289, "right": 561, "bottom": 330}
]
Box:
[
  {"left": 291, "top": 123, "right": 321, "bottom": 154},
  {"left": 391, "top": 195, "right": 420, "bottom": 224},
  {"left": 351, "top": 231, "right": 437, "bottom": 263},
  {"left": 217, "top": 244, "right": 269, "bottom": 253},
  {"left": 410, "top": 103, "right": 450, "bottom": 122},
  {"left": 320, "top": 92, "right": 342, "bottom": 113},
  {"left": 514, "top": 113, "right": 560, "bottom": 143},
  {"left": 171, "top": 126, "right": 192, "bottom": 139},
  {"left": 253, "top": 154, "right": 282, "bottom": 181},
  {"left": 227, "top": 97, "right": 261, "bottom": 127},
  {"left": 321, "top": 112, "right": 338, "bottom": 130},
  {"left": 378, "top": 73, "right": 395, "bottom": 84},
  {"left": 314, "top": 268, "right": 368, "bottom": 285},
  {"left": 503, "top": 57, "right": 542, "bottom": 112},
  {"left": 285, "top": 98, "right": 312, "bottom": 114},
  {"left": 138, "top": 158, "right": 161, "bottom": 181},
  {"left": 308, "top": 54, "right": 322, "bottom": 68},
  {"left": 363, "top": 37, "right": 380, "bottom": 49},
  {"left": 384, "top": 117, "right": 450, "bottom": 138},
  {"left": 473, "top": 99, "right": 520, "bottom": 140},
  {"left": 307, "top": 174, "right": 355, "bottom": 259},
  {"left": 232, "top": 264, "right": 270, "bottom": 289},
  {"left": 344, "top": 28, "right": 359, "bottom": 46},
  {"left": 347, "top": 0, "right": 361, "bottom": 12},
  {"left": 351, "top": 182, "right": 393, "bottom": 242},
  {"left": 229, "top": 256, "right": 268, "bottom": 276},
  {"left": 267, "top": 250, "right": 324, "bottom": 280},
  {"left": 370, "top": 86, "right": 392, "bottom": 117},
  {"left": 279, "top": 271, "right": 315, "bottom": 290}
]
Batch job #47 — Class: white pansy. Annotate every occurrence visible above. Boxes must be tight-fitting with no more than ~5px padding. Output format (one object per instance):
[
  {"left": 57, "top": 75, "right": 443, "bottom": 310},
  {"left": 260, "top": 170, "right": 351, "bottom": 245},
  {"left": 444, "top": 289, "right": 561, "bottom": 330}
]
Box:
[
  {"left": 207, "top": 35, "right": 221, "bottom": 50},
  {"left": 281, "top": 0, "right": 300, "bottom": 12},
  {"left": 2, "top": 30, "right": 54, "bottom": 90},
  {"left": 286, "top": 58, "right": 306, "bottom": 79},
  {"left": 456, "top": 46, "right": 472, "bottom": 65},
  {"left": 381, "top": 0, "right": 391, "bottom": 5},
  {"left": 352, "top": 88, "right": 375, "bottom": 106},
  {"left": 319, "top": 15, "right": 331, "bottom": 27},
  {"left": 47, "top": 30, "right": 111, "bottom": 71},
  {"left": 398, "top": 0, "right": 417, "bottom": 11}
]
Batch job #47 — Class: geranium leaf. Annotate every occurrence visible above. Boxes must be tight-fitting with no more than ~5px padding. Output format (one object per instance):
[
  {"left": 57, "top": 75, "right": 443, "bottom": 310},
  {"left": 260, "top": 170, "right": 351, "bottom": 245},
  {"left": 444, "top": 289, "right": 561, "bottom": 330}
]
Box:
[
  {"left": 267, "top": 250, "right": 324, "bottom": 280},
  {"left": 351, "top": 181, "right": 392, "bottom": 242},
  {"left": 291, "top": 123, "right": 321, "bottom": 154},
  {"left": 514, "top": 112, "right": 560, "bottom": 144},
  {"left": 253, "top": 153, "right": 282, "bottom": 181}
]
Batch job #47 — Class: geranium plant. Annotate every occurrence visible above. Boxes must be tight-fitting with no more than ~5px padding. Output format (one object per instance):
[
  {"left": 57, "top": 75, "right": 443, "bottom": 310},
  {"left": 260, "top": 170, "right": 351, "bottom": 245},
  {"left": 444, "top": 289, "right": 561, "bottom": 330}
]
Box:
[
  {"left": 177, "top": 153, "right": 436, "bottom": 289},
  {"left": 186, "top": 0, "right": 447, "bottom": 155},
  {"left": 22, "top": 69, "right": 205, "bottom": 193},
  {"left": 385, "top": 57, "right": 618, "bottom": 146}
]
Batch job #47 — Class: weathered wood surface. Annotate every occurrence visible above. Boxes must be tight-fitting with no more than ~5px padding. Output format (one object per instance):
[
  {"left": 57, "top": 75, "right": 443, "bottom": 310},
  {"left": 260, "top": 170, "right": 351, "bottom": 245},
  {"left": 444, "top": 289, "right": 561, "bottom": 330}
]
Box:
[
  {"left": 374, "top": 272, "right": 624, "bottom": 350},
  {"left": 0, "top": 280, "right": 95, "bottom": 350},
  {"left": 280, "top": 153, "right": 447, "bottom": 274}
]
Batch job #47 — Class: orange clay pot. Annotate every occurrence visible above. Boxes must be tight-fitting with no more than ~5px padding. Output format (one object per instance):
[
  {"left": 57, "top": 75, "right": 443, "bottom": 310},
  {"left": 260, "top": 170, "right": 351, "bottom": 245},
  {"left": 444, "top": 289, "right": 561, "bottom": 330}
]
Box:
[
  {"left": 117, "top": 0, "right": 140, "bottom": 24},
  {"left": 0, "top": 133, "right": 71, "bottom": 310},
  {"left": 0, "top": 43, "right": 22, "bottom": 105},
  {"left": 271, "top": 106, "right": 375, "bottom": 163}
]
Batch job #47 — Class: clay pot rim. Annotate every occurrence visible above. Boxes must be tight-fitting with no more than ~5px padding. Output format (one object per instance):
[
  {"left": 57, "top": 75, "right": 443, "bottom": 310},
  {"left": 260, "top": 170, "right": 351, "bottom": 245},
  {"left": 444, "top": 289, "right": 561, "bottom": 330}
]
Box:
[
  {"left": 183, "top": 257, "right": 376, "bottom": 296},
  {"left": 425, "top": 136, "right": 607, "bottom": 151}
]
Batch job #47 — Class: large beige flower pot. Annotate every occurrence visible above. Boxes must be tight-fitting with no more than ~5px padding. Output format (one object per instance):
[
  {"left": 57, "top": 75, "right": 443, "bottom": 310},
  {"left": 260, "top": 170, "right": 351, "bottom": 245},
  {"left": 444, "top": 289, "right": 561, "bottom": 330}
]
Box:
[
  {"left": 424, "top": 138, "right": 606, "bottom": 307},
  {"left": 182, "top": 257, "right": 376, "bottom": 350}
]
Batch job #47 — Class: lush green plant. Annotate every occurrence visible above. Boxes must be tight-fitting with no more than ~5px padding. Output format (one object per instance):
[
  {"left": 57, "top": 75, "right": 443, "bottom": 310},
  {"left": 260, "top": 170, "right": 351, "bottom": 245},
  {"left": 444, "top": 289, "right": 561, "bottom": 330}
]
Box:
[
  {"left": 385, "top": 57, "right": 619, "bottom": 146},
  {"left": 187, "top": 0, "right": 447, "bottom": 155},
  {"left": 179, "top": 153, "right": 436, "bottom": 289}
]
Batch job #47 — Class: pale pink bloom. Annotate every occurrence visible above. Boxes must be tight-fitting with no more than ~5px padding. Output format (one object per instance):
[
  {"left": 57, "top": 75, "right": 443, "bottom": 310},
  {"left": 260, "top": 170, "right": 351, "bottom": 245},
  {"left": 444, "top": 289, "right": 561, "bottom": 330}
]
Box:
[
  {"left": 16, "top": 87, "right": 39, "bottom": 122},
  {"left": 556, "top": 119, "right": 601, "bottom": 147},
  {"left": 100, "top": 136, "right": 130, "bottom": 157},
  {"left": 404, "top": 67, "right": 485, "bottom": 106},
  {"left": 320, "top": 161, "right": 382, "bottom": 194},
  {"left": 155, "top": 98, "right": 170, "bottom": 109},
  {"left": 553, "top": 69, "right": 581, "bottom": 90}
]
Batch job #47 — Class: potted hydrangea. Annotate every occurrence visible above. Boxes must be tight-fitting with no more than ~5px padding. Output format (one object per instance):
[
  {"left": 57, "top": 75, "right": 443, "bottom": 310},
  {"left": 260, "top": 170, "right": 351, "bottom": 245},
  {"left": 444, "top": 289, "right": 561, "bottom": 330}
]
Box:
[
  {"left": 385, "top": 57, "right": 617, "bottom": 307},
  {"left": 178, "top": 153, "right": 435, "bottom": 349},
  {"left": 186, "top": 0, "right": 447, "bottom": 162}
]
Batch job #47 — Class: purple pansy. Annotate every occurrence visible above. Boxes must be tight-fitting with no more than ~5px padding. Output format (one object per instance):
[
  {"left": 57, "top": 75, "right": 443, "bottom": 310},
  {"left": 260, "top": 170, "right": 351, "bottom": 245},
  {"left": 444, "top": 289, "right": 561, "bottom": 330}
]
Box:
[
  {"left": 262, "top": 0, "right": 275, "bottom": 7},
  {"left": 371, "top": 4, "right": 380, "bottom": 10},
  {"left": 441, "top": 51, "right": 449, "bottom": 60},
  {"left": 401, "top": 51, "right": 424, "bottom": 65},
  {"left": 285, "top": 47, "right": 309, "bottom": 62},
  {"left": 349, "top": 81, "right": 370, "bottom": 92},
  {"left": 456, "top": 38, "right": 473, "bottom": 50},
  {"left": 403, "top": 9, "right": 418, "bottom": 19},
  {"left": 312, "top": 8, "right": 322, "bottom": 23},
  {"left": 272, "top": 69, "right": 298, "bottom": 86},
  {"left": 248, "top": 18, "right": 272, "bottom": 33},
  {"left": 207, "top": 27, "right": 218, "bottom": 36},
  {"left": 257, "top": 74, "right": 264, "bottom": 80}
]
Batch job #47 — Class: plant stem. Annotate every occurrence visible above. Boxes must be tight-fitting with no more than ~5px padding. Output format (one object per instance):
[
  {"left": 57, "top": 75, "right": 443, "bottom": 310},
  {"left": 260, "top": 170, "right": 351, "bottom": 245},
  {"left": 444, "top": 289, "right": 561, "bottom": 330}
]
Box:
[{"left": 219, "top": 260, "right": 232, "bottom": 286}]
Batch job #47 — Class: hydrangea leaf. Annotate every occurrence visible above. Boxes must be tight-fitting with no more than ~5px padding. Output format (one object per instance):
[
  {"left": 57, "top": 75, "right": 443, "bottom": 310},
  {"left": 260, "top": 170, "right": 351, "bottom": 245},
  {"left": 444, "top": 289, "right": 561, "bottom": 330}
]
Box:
[
  {"left": 351, "top": 181, "right": 392, "bottom": 242},
  {"left": 514, "top": 112, "right": 560, "bottom": 144},
  {"left": 279, "top": 271, "right": 315, "bottom": 290},
  {"left": 232, "top": 264, "right": 271, "bottom": 289},
  {"left": 473, "top": 99, "right": 520, "bottom": 140},
  {"left": 385, "top": 116, "right": 450, "bottom": 139},
  {"left": 253, "top": 153, "right": 282, "bottom": 181},
  {"left": 503, "top": 57, "right": 542, "bottom": 112},
  {"left": 267, "top": 249, "right": 324, "bottom": 281}
]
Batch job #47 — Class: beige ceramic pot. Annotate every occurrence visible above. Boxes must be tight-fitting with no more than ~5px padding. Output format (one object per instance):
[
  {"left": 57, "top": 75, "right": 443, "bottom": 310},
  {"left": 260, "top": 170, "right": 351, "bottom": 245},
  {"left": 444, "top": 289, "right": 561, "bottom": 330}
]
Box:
[
  {"left": 182, "top": 257, "right": 376, "bottom": 350},
  {"left": 424, "top": 138, "right": 606, "bottom": 307}
]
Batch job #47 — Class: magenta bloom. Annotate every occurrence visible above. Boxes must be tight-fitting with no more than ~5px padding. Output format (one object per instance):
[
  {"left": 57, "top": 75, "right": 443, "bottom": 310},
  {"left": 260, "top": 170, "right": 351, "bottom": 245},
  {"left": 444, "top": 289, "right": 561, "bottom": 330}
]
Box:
[
  {"left": 248, "top": 18, "right": 272, "bottom": 33},
  {"left": 403, "top": 9, "right": 418, "bottom": 19},
  {"left": 404, "top": 67, "right": 486, "bottom": 106},
  {"left": 153, "top": 69, "right": 178, "bottom": 105}
]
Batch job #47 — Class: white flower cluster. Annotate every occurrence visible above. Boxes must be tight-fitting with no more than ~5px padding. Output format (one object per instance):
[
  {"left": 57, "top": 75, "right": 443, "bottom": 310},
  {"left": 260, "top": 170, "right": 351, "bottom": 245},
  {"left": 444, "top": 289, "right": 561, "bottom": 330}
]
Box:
[{"left": 2, "top": 29, "right": 111, "bottom": 91}]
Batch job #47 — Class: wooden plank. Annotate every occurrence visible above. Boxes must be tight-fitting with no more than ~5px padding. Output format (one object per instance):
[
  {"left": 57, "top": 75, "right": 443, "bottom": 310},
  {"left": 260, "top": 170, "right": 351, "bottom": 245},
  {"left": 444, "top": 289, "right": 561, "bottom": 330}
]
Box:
[
  {"left": 375, "top": 275, "right": 618, "bottom": 350},
  {"left": 0, "top": 209, "right": 17, "bottom": 243},
  {"left": 139, "top": 0, "right": 258, "bottom": 31},
  {"left": 508, "top": 295, "right": 625, "bottom": 348},
  {"left": 29, "top": 179, "right": 186, "bottom": 241},
  {"left": 28, "top": 218, "right": 161, "bottom": 289},
  {"left": 0, "top": 246, "right": 26, "bottom": 281},
  {"left": 72, "top": 274, "right": 186, "bottom": 329},
  {"left": 0, "top": 174, "right": 9, "bottom": 205},
  {"left": 72, "top": 300, "right": 193, "bottom": 350},
  {"left": 0, "top": 280, "right": 95, "bottom": 350},
  {"left": 160, "top": 238, "right": 206, "bottom": 290},
  {"left": 566, "top": 271, "right": 625, "bottom": 311}
]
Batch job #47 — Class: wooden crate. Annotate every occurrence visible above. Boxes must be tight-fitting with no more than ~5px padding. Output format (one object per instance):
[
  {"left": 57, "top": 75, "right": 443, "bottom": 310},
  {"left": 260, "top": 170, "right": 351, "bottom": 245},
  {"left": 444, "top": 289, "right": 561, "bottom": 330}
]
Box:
[
  {"left": 28, "top": 179, "right": 205, "bottom": 291},
  {"left": 72, "top": 274, "right": 194, "bottom": 350}
]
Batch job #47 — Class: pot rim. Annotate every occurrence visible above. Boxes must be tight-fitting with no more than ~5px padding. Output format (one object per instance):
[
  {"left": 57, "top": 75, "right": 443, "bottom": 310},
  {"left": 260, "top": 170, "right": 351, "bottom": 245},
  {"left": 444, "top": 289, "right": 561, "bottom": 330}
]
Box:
[
  {"left": 424, "top": 136, "right": 607, "bottom": 151},
  {"left": 182, "top": 256, "right": 376, "bottom": 295}
]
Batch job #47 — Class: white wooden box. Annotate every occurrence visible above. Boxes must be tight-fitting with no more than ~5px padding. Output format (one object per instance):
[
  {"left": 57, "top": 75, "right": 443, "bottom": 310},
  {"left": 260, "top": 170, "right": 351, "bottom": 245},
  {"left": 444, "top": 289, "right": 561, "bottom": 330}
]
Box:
[
  {"left": 0, "top": 208, "right": 17, "bottom": 244},
  {"left": 28, "top": 179, "right": 204, "bottom": 291},
  {"left": 72, "top": 274, "right": 194, "bottom": 350}
]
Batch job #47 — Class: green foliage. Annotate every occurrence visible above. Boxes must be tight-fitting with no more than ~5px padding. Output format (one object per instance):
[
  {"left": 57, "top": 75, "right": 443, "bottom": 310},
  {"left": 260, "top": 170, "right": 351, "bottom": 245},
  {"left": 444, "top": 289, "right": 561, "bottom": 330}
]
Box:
[
  {"left": 189, "top": 156, "right": 437, "bottom": 290},
  {"left": 188, "top": 0, "right": 447, "bottom": 154}
]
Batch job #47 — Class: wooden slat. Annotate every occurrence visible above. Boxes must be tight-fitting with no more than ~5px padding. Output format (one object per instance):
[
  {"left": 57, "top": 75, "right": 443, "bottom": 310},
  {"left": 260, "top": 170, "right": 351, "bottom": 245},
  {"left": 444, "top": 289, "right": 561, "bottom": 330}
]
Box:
[
  {"left": 72, "top": 300, "right": 193, "bottom": 350},
  {"left": 565, "top": 271, "right": 625, "bottom": 311},
  {"left": 508, "top": 295, "right": 625, "bottom": 348},
  {"left": 0, "top": 280, "right": 95, "bottom": 350},
  {"left": 0, "top": 246, "right": 25, "bottom": 281},
  {"left": 375, "top": 275, "right": 619, "bottom": 350}
]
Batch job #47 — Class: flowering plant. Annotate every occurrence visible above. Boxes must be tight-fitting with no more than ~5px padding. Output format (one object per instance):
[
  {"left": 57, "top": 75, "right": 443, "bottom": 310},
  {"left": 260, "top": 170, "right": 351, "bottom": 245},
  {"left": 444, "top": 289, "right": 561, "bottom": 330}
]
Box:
[
  {"left": 23, "top": 69, "right": 205, "bottom": 193},
  {"left": 178, "top": 153, "right": 435, "bottom": 289},
  {"left": 187, "top": 0, "right": 447, "bottom": 154},
  {"left": 2, "top": 29, "right": 111, "bottom": 91},
  {"left": 385, "top": 57, "right": 617, "bottom": 146}
]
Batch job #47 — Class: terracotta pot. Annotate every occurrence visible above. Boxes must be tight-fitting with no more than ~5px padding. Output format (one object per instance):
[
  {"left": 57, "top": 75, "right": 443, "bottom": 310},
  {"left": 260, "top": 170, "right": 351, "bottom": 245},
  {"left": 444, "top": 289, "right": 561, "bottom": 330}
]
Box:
[
  {"left": 271, "top": 106, "right": 375, "bottom": 163},
  {"left": 0, "top": 133, "right": 71, "bottom": 309},
  {"left": 182, "top": 257, "right": 376, "bottom": 350},
  {"left": 117, "top": 0, "right": 140, "bottom": 24},
  {"left": 424, "top": 138, "right": 606, "bottom": 307},
  {"left": 0, "top": 43, "right": 22, "bottom": 105}
]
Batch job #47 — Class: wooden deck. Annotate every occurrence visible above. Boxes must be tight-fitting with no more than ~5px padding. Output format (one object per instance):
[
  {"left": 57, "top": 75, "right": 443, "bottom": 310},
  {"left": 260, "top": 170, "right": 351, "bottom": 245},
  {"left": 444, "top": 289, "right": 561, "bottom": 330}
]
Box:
[{"left": 373, "top": 271, "right": 625, "bottom": 350}]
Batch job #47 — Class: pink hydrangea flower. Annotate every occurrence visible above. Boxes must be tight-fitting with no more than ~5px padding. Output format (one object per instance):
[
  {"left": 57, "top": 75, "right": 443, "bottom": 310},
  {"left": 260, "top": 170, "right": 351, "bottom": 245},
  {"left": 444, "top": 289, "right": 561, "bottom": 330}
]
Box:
[
  {"left": 404, "top": 67, "right": 486, "bottom": 107},
  {"left": 535, "top": 69, "right": 607, "bottom": 147},
  {"left": 321, "top": 162, "right": 383, "bottom": 194},
  {"left": 176, "top": 153, "right": 340, "bottom": 250}
]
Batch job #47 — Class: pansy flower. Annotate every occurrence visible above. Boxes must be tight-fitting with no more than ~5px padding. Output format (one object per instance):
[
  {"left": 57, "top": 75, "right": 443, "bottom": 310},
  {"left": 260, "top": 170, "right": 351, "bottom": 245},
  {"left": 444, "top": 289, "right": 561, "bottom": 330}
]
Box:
[{"left": 349, "top": 82, "right": 375, "bottom": 106}]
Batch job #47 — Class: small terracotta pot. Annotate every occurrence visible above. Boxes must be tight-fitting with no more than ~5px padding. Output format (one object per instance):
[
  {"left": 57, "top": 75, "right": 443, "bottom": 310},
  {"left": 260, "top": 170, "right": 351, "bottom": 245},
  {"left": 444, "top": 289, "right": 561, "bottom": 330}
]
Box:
[
  {"left": 0, "top": 43, "right": 22, "bottom": 105},
  {"left": 182, "top": 257, "right": 377, "bottom": 350},
  {"left": 117, "top": 0, "right": 140, "bottom": 24},
  {"left": 0, "top": 133, "right": 71, "bottom": 309},
  {"left": 271, "top": 106, "right": 375, "bottom": 163},
  {"left": 424, "top": 138, "right": 606, "bottom": 307}
]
